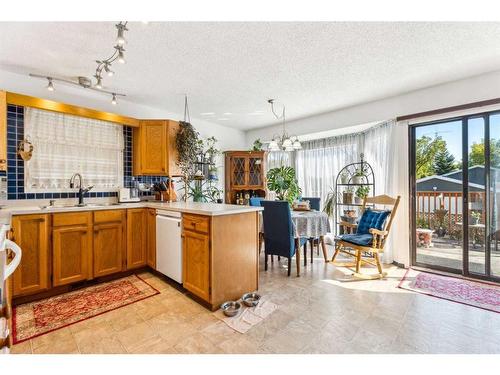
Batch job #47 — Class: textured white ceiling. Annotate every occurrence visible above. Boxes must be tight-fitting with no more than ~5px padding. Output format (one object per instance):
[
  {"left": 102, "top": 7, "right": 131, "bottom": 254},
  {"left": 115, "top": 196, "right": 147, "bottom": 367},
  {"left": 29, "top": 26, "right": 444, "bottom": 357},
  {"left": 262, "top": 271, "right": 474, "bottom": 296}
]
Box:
[{"left": 1, "top": 22, "right": 500, "bottom": 130}]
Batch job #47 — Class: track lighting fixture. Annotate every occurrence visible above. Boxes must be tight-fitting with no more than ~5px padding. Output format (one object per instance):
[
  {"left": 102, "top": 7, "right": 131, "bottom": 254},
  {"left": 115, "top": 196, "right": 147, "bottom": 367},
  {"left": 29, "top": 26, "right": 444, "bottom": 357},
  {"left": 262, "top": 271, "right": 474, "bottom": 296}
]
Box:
[
  {"left": 116, "top": 47, "right": 126, "bottom": 64},
  {"left": 104, "top": 63, "right": 114, "bottom": 77},
  {"left": 46, "top": 78, "right": 54, "bottom": 91},
  {"left": 30, "top": 21, "right": 129, "bottom": 102},
  {"left": 94, "top": 75, "right": 103, "bottom": 89},
  {"left": 115, "top": 22, "right": 128, "bottom": 46}
]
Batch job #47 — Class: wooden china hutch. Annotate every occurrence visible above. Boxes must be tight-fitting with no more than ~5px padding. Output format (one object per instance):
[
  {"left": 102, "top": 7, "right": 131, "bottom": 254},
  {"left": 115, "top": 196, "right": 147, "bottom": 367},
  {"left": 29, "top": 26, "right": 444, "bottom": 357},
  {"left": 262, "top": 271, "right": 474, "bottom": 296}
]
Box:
[{"left": 224, "top": 151, "right": 267, "bottom": 204}]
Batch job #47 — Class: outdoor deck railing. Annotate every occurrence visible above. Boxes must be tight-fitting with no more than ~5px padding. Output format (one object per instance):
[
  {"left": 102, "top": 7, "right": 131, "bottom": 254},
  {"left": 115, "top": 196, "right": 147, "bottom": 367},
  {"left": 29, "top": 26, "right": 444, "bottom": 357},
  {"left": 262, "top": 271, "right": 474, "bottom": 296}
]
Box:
[{"left": 416, "top": 191, "right": 485, "bottom": 231}]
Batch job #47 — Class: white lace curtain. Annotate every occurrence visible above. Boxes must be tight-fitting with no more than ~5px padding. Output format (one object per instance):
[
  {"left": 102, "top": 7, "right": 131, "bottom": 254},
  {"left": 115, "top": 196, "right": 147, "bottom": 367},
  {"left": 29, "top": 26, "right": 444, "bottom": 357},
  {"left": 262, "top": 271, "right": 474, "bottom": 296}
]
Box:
[{"left": 24, "top": 108, "right": 124, "bottom": 191}]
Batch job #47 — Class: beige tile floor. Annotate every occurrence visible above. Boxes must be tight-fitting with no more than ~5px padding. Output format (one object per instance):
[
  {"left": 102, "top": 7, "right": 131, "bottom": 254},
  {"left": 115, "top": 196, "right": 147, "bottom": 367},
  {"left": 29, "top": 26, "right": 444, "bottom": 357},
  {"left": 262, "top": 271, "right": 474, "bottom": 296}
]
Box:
[{"left": 10, "top": 246, "right": 500, "bottom": 354}]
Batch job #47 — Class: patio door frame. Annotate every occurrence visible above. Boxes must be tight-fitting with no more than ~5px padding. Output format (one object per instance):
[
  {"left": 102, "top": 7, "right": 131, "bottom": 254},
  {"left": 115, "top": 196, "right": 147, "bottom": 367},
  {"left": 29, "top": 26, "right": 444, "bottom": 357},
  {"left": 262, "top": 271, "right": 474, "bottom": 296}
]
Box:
[{"left": 409, "top": 110, "right": 500, "bottom": 283}]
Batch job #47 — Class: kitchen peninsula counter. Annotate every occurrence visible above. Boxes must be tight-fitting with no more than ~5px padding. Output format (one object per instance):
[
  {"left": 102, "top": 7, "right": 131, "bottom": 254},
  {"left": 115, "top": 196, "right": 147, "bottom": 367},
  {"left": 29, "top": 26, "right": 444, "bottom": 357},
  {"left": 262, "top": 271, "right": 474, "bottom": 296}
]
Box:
[{"left": 3, "top": 201, "right": 262, "bottom": 310}]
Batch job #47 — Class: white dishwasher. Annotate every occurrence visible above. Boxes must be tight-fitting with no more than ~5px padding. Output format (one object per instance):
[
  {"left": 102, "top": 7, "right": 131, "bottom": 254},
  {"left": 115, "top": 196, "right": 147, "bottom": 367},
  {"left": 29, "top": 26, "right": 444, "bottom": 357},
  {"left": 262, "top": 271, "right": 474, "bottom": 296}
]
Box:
[{"left": 156, "top": 210, "right": 183, "bottom": 284}]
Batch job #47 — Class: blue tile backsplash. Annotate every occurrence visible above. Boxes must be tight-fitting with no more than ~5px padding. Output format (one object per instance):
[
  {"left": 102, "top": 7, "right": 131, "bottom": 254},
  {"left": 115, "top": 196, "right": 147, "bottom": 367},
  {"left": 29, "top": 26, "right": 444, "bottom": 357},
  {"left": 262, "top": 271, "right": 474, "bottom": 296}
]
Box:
[{"left": 5, "top": 105, "right": 166, "bottom": 200}]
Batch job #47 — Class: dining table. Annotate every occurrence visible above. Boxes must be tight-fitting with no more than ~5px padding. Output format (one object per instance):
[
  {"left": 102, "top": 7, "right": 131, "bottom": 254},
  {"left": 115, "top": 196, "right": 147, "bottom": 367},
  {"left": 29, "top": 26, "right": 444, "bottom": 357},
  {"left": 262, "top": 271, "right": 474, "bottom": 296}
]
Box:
[{"left": 260, "top": 209, "right": 331, "bottom": 262}]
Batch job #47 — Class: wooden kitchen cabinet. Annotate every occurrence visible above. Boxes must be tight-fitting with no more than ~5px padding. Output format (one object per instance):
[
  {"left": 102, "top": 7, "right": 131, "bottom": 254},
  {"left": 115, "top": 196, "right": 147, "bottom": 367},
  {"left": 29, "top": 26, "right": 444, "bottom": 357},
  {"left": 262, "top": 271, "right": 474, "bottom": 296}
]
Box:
[
  {"left": 11, "top": 214, "right": 50, "bottom": 297},
  {"left": 182, "top": 228, "right": 211, "bottom": 302},
  {"left": 127, "top": 208, "right": 148, "bottom": 269},
  {"left": 181, "top": 212, "right": 259, "bottom": 310},
  {"left": 224, "top": 151, "right": 267, "bottom": 204},
  {"left": 133, "top": 120, "right": 181, "bottom": 176},
  {"left": 52, "top": 212, "right": 92, "bottom": 287},
  {"left": 146, "top": 208, "right": 156, "bottom": 269},
  {"left": 93, "top": 210, "right": 126, "bottom": 278}
]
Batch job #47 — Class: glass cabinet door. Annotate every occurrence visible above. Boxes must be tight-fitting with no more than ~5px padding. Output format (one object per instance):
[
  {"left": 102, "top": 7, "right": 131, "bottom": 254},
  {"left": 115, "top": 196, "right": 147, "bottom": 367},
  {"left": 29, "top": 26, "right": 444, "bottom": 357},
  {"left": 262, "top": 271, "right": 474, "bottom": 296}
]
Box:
[
  {"left": 248, "top": 157, "right": 263, "bottom": 187},
  {"left": 231, "top": 157, "right": 247, "bottom": 187}
]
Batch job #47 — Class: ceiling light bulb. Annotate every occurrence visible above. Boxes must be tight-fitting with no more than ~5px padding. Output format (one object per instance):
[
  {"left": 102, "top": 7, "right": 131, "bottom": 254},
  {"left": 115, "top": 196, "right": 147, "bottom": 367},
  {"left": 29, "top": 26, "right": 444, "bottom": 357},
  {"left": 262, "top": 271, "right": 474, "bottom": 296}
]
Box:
[
  {"left": 117, "top": 49, "right": 126, "bottom": 64},
  {"left": 116, "top": 27, "right": 126, "bottom": 46},
  {"left": 268, "top": 140, "right": 279, "bottom": 151},
  {"left": 282, "top": 138, "right": 292, "bottom": 148},
  {"left": 111, "top": 94, "right": 117, "bottom": 105},
  {"left": 104, "top": 64, "right": 114, "bottom": 77},
  {"left": 95, "top": 76, "right": 103, "bottom": 89},
  {"left": 293, "top": 140, "right": 302, "bottom": 150},
  {"left": 46, "top": 78, "right": 54, "bottom": 91},
  {"left": 285, "top": 146, "right": 295, "bottom": 152}
]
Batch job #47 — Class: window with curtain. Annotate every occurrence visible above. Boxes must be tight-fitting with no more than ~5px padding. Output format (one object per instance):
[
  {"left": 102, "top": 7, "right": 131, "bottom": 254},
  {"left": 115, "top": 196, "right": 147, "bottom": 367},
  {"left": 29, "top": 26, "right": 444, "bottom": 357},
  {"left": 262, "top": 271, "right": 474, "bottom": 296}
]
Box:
[
  {"left": 295, "top": 134, "right": 362, "bottom": 206},
  {"left": 24, "top": 108, "right": 124, "bottom": 192},
  {"left": 265, "top": 120, "right": 402, "bottom": 263}
]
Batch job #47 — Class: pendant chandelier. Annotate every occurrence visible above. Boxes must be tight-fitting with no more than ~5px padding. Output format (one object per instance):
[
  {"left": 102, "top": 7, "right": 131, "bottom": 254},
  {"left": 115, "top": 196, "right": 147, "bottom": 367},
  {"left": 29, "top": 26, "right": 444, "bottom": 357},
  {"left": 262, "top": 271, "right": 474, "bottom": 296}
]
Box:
[{"left": 267, "top": 99, "right": 302, "bottom": 152}]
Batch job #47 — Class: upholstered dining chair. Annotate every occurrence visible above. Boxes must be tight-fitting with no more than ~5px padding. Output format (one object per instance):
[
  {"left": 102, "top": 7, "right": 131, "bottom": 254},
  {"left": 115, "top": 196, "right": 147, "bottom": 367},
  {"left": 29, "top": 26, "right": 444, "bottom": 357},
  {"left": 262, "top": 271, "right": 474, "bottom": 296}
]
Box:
[
  {"left": 301, "top": 197, "right": 320, "bottom": 211},
  {"left": 249, "top": 197, "right": 265, "bottom": 207},
  {"left": 332, "top": 194, "right": 401, "bottom": 279},
  {"left": 260, "top": 200, "right": 308, "bottom": 276},
  {"left": 249, "top": 197, "right": 265, "bottom": 252},
  {"left": 301, "top": 196, "right": 321, "bottom": 261}
]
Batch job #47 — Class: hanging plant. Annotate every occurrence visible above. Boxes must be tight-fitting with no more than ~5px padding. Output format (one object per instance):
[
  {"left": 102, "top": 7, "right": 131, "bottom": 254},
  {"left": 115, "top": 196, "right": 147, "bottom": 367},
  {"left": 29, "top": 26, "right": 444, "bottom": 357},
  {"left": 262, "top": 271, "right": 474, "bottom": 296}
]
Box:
[
  {"left": 176, "top": 95, "right": 202, "bottom": 201},
  {"left": 176, "top": 121, "right": 200, "bottom": 178}
]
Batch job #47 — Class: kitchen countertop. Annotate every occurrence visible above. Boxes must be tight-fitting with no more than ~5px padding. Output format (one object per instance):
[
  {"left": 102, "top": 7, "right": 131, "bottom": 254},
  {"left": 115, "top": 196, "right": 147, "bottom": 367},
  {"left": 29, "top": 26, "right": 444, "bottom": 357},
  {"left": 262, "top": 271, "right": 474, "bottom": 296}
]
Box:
[{"left": 0, "top": 200, "right": 263, "bottom": 224}]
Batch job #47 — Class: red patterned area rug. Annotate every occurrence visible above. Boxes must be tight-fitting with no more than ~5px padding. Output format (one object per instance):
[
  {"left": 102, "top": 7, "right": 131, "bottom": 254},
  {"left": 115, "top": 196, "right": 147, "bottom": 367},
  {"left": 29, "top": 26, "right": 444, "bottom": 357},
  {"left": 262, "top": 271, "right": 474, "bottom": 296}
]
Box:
[
  {"left": 12, "top": 275, "right": 159, "bottom": 344},
  {"left": 398, "top": 268, "right": 500, "bottom": 313}
]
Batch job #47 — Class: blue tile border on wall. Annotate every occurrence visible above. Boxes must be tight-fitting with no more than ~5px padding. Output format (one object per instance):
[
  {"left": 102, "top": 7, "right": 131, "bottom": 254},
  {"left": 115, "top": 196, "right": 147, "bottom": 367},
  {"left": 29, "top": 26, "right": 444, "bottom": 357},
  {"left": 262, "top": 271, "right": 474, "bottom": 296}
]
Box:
[{"left": 6, "top": 105, "right": 166, "bottom": 200}]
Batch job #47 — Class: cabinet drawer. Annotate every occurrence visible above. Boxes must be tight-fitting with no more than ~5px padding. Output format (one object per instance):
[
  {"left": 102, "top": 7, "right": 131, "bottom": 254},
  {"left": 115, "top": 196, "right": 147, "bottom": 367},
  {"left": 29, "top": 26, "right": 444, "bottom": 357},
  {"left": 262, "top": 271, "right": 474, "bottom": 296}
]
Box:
[
  {"left": 94, "top": 209, "right": 125, "bottom": 224},
  {"left": 183, "top": 214, "right": 210, "bottom": 234},
  {"left": 53, "top": 212, "right": 92, "bottom": 227}
]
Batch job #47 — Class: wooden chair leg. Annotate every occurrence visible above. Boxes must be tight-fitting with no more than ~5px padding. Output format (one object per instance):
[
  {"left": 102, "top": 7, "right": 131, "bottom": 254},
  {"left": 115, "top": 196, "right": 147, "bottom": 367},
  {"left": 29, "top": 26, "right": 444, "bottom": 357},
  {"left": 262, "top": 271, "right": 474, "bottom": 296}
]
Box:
[
  {"left": 310, "top": 240, "right": 313, "bottom": 264},
  {"left": 278, "top": 256, "right": 281, "bottom": 261},
  {"left": 374, "top": 253, "right": 383, "bottom": 275},
  {"left": 259, "top": 233, "right": 264, "bottom": 253},
  {"left": 355, "top": 250, "right": 361, "bottom": 273},
  {"left": 265, "top": 253, "right": 268, "bottom": 271},
  {"left": 271, "top": 255, "right": 274, "bottom": 263},
  {"left": 332, "top": 243, "right": 340, "bottom": 262},
  {"left": 316, "top": 239, "right": 319, "bottom": 255},
  {"left": 287, "top": 257, "right": 291, "bottom": 276},
  {"left": 320, "top": 236, "right": 329, "bottom": 262}
]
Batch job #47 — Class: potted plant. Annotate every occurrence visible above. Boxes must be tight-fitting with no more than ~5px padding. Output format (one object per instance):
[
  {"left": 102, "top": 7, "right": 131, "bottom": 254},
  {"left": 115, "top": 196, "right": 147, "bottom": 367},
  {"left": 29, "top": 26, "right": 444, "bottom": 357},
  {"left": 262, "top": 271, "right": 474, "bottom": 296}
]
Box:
[
  {"left": 323, "top": 188, "right": 335, "bottom": 218},
  {"left": 340, "top": 171, "right": 349, "bottom": 184},
  {"left": 352, "top": 169, "right": 366, "bottom": 184},
  {"left": 205, "top": 136, "right": 220, "bottom": 165},
  {"left": 342, "top": 186, "right": 354, "bottom": 204},
  {"left": 252, "top": 138, "right": 263, "bottom": 151},
  {"left": 266, "top": 166, "right": 302, "bottom": 204},
  {"left": 354, "top": 185, "right": 370, "bottom": 204}
]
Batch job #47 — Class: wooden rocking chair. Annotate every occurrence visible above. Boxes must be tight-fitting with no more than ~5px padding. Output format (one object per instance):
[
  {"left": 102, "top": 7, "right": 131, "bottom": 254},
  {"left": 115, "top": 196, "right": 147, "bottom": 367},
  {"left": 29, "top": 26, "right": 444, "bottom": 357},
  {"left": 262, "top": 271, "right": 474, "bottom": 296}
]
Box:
[{"left": 332, "top": 194, "right": 401, "bottom": 279}]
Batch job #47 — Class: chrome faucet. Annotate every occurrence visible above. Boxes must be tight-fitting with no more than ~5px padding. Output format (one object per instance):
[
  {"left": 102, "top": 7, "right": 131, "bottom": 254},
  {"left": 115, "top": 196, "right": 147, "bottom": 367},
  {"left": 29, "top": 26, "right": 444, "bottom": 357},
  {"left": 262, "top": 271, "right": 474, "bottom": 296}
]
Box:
[{"left": 69, "top": 173, "right": 94, "bottom": 206}]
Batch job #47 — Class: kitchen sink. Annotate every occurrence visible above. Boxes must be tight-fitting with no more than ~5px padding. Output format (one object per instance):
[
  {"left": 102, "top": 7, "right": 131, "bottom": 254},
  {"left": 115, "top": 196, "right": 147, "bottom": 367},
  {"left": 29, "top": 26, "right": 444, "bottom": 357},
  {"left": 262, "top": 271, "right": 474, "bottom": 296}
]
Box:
[{"left": 40, "top": 202, "right": 122, "bottom": 210}]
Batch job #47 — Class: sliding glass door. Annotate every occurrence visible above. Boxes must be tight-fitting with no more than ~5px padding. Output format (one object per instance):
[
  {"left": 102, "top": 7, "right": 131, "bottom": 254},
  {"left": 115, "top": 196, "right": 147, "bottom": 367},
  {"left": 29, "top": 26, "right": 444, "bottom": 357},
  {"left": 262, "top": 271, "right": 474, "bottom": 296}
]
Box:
[{"left": 410, "top": 111, "right": 500, "bottom": 282}]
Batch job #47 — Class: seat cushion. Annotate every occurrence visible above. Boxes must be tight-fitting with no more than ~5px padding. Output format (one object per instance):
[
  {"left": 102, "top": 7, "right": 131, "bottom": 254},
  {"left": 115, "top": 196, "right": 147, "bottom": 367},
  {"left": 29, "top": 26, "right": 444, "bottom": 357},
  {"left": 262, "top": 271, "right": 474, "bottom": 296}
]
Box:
[
  {"left": 339, "top": 233, "right": 373, "bottom": 246},
  {"left": 357, "top": 209, "right": 391, "bottom": 235}
]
